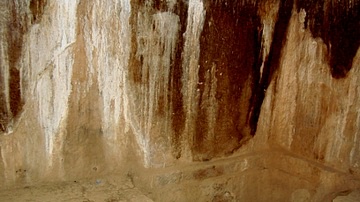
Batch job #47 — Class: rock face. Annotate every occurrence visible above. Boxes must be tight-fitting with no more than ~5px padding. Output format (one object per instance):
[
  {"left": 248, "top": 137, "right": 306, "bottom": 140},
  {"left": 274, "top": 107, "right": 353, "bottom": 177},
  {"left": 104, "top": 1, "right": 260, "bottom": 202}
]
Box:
[{"left": 0, "top": 0, "right": 360, "bottom": 201}]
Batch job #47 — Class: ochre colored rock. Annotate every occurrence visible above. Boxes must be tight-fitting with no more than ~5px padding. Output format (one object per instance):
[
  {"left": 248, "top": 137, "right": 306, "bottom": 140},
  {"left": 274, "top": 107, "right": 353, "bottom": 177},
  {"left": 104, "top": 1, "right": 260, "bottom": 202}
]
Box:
[{"left": 0, "top": 0, "right": 359, "bottom": 201}]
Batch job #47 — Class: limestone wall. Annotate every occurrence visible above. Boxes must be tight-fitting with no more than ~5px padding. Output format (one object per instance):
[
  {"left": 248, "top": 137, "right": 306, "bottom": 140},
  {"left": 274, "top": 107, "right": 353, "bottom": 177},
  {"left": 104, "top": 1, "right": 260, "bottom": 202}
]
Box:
[{"left": 0, "top": 0, "right": 359, "bottom": 200}]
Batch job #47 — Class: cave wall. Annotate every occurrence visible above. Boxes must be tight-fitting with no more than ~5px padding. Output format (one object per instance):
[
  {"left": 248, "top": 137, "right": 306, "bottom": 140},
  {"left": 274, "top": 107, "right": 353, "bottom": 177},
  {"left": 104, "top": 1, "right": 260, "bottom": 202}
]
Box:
[{"left": 0, "top": 0, "right": 360, "bottom": 200}]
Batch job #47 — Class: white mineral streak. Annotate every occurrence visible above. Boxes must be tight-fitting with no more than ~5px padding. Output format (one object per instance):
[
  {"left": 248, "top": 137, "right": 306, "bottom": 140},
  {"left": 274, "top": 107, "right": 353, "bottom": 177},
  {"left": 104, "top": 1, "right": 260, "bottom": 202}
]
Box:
[
  {"left": 0, "top": 43, "right": 10, "bottom": 125},
  {"left": 323, "top": 54, "right": 360, "bottom": 167},
  {"left": 166, "top": 0, "right": 176, "bottom": 11},
  {"left": 259, "top": 1, "right": 279, "bottom": 80},
  {"left": 271, "top": 10, "right": 304, "bottom": 149},
  {"left": 150, "top": 12, "right": 178, "bottom": 166},
  {"left": 29, "top": 0, "right": 78, "bottom": 161},
  {"left": 349, "top": 54, "right": 360, "bottom": 168},
  {"left": 260, "top": 8, "right": 360, "bottom": 171},
  {"left": 84, "top": 0, "right": 131, "bottom": 141},
  {"left": 127, "top": 10, "right": 179, "bottom": 167},
  {"left": 202, "top": 64, "right": 218, "bottom": 144},
  {"left": 1, "top": 0, "right": 360, "bottom": 191},
  {"left": 252, "top": 1, "right": 281, "bottom": 147},
  {"left": 181, "top": 0, "right": 205, "bottom": 156},
  {"left": 266, "top": 10, "right": 310, "bottom": 148}
]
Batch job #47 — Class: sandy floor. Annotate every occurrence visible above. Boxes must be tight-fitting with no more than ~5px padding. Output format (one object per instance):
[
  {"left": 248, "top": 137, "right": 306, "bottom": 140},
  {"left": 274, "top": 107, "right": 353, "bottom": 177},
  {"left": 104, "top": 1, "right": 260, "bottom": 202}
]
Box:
[
  {"left": 0, "top": 178, "right": 153, "bottom": 202},
  {"left": 333, "top": 190, "right": 360, "bottom": 202}
]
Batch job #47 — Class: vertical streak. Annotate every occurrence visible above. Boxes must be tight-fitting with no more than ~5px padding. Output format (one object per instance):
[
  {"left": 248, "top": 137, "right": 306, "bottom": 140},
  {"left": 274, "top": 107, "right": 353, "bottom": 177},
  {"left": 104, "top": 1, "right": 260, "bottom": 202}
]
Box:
[
  {"left": 248, "top": 0, "right": 294, "bottom": 135},
  {"left": 169, "top": 0, "right": 188, "bottom": 159},
  {"left": 0, "top": 0, "right": 27, "bottom": 133},
  {"left": 126, "top": 2, "right": 180, "bottom": 166},
  {"left": 202, "top": 64, "right": 218, "bottom": 148},
  {"left": 34, "top": 0, "right": 78, "bottom": 160},
  {"left": 181, "top": 0, "right": 206, "bottom": 158}
]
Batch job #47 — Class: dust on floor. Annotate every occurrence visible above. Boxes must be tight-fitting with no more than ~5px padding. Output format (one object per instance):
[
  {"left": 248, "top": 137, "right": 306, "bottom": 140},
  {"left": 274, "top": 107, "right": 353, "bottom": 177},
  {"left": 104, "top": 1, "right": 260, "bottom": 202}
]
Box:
[{"left": 0, "top": 177, "right": 153, "bottom": 202}]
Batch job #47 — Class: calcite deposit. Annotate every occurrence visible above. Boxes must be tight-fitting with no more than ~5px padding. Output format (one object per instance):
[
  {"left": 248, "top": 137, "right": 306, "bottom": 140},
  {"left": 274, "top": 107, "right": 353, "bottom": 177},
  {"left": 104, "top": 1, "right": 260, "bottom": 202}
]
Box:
[{"left": 0, "top": 0, "right": 359, "bottom": 201}]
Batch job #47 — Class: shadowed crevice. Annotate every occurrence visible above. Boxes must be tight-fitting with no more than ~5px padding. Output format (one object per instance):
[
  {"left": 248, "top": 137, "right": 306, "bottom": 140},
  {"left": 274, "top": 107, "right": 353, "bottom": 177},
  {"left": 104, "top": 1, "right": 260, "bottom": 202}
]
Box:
[
  {"left": 296, "top": 0, "right": 360, "bottom": 78},
  {"left": 248, "top": 0, "right": 294, "bottom": 136}
]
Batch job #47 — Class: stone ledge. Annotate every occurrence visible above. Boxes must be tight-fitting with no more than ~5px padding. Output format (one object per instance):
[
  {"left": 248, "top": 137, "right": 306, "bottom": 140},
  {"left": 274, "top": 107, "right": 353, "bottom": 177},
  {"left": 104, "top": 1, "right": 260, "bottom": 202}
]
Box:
[{"left": 134, "top": 149, "right": 360, "bottom": 201}]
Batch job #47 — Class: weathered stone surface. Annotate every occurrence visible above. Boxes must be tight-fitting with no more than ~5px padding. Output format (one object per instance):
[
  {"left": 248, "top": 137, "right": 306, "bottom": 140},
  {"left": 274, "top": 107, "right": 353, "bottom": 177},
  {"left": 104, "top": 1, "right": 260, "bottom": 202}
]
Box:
[
  {"left": 0, "top": 0, "right": 359, "bottom": 201},
  {"left": 0, "top": 177, "right": 153, "bottom": 202}
]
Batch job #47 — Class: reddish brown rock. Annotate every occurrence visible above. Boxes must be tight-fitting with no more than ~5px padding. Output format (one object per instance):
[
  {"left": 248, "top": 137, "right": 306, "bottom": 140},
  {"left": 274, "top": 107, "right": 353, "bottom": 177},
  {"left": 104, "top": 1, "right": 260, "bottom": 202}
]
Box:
[{"left": 0, "top": 0, "right": 359, "bottom": 201}]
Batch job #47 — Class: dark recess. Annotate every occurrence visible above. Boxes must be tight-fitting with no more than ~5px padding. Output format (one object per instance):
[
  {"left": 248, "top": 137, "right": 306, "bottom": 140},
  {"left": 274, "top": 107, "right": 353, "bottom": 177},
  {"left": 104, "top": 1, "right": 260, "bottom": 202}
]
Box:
[
  {"left": 169, "top": 1, "right": 188, "bottom": 159},
  {"left": 29, "top": 0, "right": 47, "bottom": 23},
  {"left": 296, "top": 0, "right": 360, "bottom": 78},
  {"left": 195, "top": 0, "right": 262, "bottom": 160},
  {"left": 247, "top": 0, "right": 294, "bottom": 136},
  {"left": 9, "top": 68, "right": 21, "bottom": 117},
  {"left": 128, "top": 0, "right": 143, "bottom": 84}
]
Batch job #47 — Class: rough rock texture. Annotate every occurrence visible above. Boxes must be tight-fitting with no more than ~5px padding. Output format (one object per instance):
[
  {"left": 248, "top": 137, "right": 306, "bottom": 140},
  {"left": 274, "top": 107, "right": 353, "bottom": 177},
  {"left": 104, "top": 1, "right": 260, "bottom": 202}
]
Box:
[
  {"left": 0, "top": 177, "right": 153, "bottom": 202},
  {"left": 0, "top": 0, "right": 360, "bottom": 201}
]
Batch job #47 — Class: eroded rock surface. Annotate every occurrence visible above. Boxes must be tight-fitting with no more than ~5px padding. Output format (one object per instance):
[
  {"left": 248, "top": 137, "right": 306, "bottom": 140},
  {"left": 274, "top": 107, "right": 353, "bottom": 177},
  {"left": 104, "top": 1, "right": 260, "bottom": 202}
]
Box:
[{"left": 0, "top": 0, "right": 359, "bottom": 201}]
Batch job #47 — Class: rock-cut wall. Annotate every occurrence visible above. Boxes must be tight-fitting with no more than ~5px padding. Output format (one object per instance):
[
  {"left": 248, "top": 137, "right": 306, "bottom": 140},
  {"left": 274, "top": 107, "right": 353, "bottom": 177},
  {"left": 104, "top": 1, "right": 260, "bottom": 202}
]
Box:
[{"left": 0, "top": 0, "right": 360, "bottom": 201}]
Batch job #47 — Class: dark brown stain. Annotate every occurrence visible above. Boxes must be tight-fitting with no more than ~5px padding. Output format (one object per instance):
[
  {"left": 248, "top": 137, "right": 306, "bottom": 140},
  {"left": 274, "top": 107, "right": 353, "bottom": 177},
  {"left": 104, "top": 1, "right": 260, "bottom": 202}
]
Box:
[
  {"left": 9, "top": 68, "right": 22, "bottom": 117},
  {"left": 8, "top": 1, "right": 26, "bottom": 118},
  {"left": 128, "top": 0, "right": 144, "bottom": 85},
  {"left": 194, "top": 0, "right": 262, "bottom": 160},
  {"left": 128, "top": 0, "right": 187, "bottom": 159},
  {"left": 29, "top": 0, "right": 47, "bottom": 24},
  {"left": 129, "top": 0, "right": 358, "bottom": 161},
  {"left": 193, "top": 165, "right": 224, "bottom": 180},
  {"left": 0, "top": 1, "right": 31, "bottom": 132},
  {"left": 135, "top": 0, "right": 169, "bottom": 12},
  {"left": 152, "top": 0, "right": 168, "bottom": 12},
  {"left": 191, "top": 0, "right": 295, "bottom": 160},
  {"left": 169, "top": 1, "right": 187, "bottom": 159},
  {"left": 248, "top": 0, "right": 294, "bottom": 136},
  {"left": 296, "top": 0, "right": 360, "bottom": 78}
]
